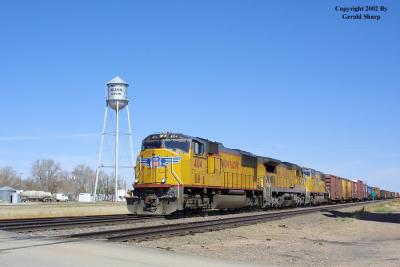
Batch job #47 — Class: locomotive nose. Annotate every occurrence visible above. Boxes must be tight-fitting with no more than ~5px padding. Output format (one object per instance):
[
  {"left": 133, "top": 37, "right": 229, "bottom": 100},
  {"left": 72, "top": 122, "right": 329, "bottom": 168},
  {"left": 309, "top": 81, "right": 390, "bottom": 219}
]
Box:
[{"left": 138, "top": 149, "right": 181, "bottom": 185}]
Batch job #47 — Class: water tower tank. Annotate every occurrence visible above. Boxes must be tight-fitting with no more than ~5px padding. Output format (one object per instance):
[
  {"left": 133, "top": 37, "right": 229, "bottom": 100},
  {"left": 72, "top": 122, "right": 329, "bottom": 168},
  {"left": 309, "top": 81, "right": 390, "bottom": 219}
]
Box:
[{"left": 106, "top": 76, "right": 129, "bottom": 110}]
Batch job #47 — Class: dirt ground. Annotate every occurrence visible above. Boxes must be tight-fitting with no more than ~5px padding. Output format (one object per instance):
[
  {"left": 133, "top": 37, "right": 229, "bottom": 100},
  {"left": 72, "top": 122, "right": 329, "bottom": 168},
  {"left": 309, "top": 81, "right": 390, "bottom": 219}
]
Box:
[
  {"left": 0, "top": 202, "right": 128, "bottom": 219},
  {"left": 135, "top": 200, "right": 400, "bottom": 267}
]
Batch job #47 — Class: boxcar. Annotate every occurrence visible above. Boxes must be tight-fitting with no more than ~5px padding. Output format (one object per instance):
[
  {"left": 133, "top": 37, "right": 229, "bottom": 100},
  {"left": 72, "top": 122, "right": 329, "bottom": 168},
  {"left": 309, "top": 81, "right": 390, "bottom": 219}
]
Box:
[
  {"left": 380, "top": 190, "right": 385, "bottom": 199},
  {"left": 373, "top": 187, "right": 381, "bottom": 199},
  {"left": 342, "top": 179, "right": 352, "bottom": 201},
  {"left": 325, "top": 175, "right": 342, "bottom": 202},
  {"left": 363, "top": 184, "right": 368, "bottom": 200},
  {"left": 351, "top": 180, "right": 357, "bottom": 200},
  {"left": 381, "top": 190, "right": 391, "bottom": 199},
  {"left": 367, "top": 186, "right": 373, "bottom": 199},
  {"left": 354, "top": 180, "right": 365, "bottom": 201}
]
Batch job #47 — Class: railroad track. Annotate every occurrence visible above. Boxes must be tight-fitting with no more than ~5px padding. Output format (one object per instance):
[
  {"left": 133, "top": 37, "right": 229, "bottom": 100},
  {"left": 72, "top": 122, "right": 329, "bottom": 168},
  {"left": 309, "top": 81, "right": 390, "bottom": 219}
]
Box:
[
  {"left": 0, "top": 214, "right": 159, "bottom": 231},
  {"left": 66, "top": 201, "right": 380, "bottom": 242}
]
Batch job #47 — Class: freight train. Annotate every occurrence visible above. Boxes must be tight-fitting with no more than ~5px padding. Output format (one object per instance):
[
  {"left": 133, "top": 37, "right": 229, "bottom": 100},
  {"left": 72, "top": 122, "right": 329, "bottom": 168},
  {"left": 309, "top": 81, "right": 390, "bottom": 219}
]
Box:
[{"left": 126, "top": 133, "right": 397, "bottom": 215}]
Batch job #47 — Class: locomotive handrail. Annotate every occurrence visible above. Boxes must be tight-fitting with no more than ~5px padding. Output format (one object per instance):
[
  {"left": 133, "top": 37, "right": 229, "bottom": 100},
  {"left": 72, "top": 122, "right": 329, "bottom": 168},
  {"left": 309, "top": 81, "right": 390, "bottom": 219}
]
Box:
[
  {"left": 136, "top": 156, "right": 143, "bottom": 181},
  {"left": 170, "top": 160, "right": 183, "bottom": 209}
]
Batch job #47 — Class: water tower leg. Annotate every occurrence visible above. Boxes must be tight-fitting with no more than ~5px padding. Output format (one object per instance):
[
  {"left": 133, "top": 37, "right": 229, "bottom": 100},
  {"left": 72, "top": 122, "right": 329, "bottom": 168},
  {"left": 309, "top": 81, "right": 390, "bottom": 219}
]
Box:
[
  {"left": 94, "top": 106, "right": 108, "bottom": 202},
  {"left": 115, "top": 101, "right": 119, "bottom": 202},
  {"left": 126, "top": 105, "right": 135, "bottom": 181}
]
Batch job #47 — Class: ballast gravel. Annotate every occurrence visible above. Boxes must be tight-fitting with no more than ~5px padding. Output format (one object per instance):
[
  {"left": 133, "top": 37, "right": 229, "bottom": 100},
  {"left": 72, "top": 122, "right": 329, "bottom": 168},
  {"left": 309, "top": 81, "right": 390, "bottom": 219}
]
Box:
[{"left": 132, "top": 203, "right": 400, "bottom": 267}]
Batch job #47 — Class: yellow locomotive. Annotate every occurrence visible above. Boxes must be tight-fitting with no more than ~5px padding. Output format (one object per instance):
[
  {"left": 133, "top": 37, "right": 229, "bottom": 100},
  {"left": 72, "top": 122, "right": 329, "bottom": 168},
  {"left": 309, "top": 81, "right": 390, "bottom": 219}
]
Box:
[
  {"left": 302, "top": 169, "right": 328, "bottom": 204},
  {"left": 126, "top": 133, "right": 326, "bottom": 215}
]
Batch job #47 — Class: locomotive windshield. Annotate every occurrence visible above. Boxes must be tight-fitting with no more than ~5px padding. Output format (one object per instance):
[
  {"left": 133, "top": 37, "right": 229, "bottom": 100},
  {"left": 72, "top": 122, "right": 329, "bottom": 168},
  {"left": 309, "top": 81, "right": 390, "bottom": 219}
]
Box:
[
  {"left": 142, "top": 141, "right": 162, "bottom": 150},
  {"left": 142, "top": 139, "right": 190, "bottom": 153}
]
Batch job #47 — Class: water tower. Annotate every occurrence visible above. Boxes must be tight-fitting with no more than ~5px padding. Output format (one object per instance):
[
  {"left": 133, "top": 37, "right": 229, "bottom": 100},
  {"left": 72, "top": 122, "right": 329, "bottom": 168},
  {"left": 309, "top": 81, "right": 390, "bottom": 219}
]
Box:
[{"left": 94, "top": 76, "right": 134, "bottom": 202}]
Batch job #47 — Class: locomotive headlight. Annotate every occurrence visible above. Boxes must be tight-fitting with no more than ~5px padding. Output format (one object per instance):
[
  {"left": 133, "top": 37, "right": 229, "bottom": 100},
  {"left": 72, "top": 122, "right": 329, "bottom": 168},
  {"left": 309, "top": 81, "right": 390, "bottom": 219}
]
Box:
[
  {"left": 161, "top": 177, "right": 166, "bottom": 184},
  {"left": 134, "top": 179, "right": 139, "bottom": 184}
]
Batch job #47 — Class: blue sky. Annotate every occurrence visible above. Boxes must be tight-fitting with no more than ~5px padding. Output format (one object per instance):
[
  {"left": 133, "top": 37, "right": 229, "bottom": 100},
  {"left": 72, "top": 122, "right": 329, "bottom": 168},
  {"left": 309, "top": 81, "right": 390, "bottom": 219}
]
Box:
[{"left": 0, "top": 1, "right": 399, "bottom": 191}]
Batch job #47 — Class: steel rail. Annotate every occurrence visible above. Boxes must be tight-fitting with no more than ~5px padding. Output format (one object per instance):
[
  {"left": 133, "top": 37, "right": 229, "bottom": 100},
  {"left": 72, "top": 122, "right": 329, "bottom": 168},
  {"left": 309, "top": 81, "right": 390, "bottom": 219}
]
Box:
[
  {"left": 0, "top": 215, "right": 158, "bottom": 231},
  {"left": 0, "top": 214, "right": 134, "bottom": 224}
]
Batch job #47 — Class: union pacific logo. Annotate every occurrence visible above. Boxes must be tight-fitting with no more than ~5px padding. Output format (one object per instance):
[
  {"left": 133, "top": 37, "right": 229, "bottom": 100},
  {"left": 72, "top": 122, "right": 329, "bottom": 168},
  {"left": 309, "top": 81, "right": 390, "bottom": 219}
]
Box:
[{"left": 140, "top": 156, "right": 181, "bottom": 169}]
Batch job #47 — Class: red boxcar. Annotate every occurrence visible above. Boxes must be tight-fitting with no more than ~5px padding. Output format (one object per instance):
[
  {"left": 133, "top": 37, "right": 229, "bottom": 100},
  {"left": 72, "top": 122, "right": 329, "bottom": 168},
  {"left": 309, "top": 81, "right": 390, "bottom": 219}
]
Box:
[
  {"left": 325, "top": 174, "right": 342, "bottom": 202},
  {"left": 354, "top": 180, "right": 365, "bottom": 201},
  {"left": 363, "top": 184, "right": 368, "bottom": 200}
]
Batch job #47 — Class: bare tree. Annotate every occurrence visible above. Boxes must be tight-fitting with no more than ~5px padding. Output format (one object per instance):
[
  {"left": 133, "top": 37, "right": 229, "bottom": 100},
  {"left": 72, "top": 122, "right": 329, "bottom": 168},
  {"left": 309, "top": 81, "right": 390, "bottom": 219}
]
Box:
[
  {"left": 0, "top": 166, "right": 21, "bottom": 188},
  {"left": 31, "top": 159, "right": 62, "bottom": 192},
  {"left": 71, "top": 165, "right": 95, "bottom": 195},
  {"left": 97, "top": 171, "right": 112, "bottom": 196},
  {"left": 1, "top": 160, "right": 129, "bottom": 201},
  {"left": 21, "top": 177, "right": 39, "bottom": 191}
]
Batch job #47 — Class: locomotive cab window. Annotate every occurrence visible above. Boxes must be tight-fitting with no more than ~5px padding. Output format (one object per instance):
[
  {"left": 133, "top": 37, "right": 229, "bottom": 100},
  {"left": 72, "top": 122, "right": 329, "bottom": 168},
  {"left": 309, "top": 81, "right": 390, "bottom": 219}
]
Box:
[
  {"left": 193, "top": 141, "right": 204, "bottom": 155},
  {"left": 265, "top": 164, "right": 276, "bottom": 173},
  {"left": 164, "top": 140, "right": 190, "bottom": 153}
]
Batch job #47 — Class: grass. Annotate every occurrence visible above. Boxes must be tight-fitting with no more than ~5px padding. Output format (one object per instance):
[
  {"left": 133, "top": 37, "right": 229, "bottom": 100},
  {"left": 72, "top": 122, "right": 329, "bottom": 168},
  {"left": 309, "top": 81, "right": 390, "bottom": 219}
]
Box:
[
  {"left": 336, "top": 217, "right": 354, "bottom": 223},
  {"left": 365, "top": 199, "right": 400, "bottom": 213},
  {"left": 0, "top": 201, "right": 129, "bottom": 219},
  {"left": 333, "top": 200, "right": 400, "bottom": 222}
]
